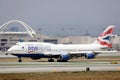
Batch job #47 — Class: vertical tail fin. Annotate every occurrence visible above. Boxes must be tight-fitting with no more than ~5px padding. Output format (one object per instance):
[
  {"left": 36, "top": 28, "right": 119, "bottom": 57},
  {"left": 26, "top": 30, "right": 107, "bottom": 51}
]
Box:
[{"left": 93, "top": 25, "right": 115, "bottom": 48}]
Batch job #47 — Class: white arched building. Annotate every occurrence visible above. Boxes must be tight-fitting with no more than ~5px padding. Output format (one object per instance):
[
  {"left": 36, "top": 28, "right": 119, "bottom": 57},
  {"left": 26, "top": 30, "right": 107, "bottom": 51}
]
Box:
[
  {"left": 0, "top": 20, "right": 36, "bottom": 37},
  {"left": 0, "top": 20, "right": 39, "bottom": 50}
]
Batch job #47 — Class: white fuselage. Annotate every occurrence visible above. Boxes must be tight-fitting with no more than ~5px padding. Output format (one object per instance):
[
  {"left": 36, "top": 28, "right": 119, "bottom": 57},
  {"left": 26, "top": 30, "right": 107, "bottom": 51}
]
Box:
[{"left": 8, "top": 42, "right": 107, "bottom": 55}]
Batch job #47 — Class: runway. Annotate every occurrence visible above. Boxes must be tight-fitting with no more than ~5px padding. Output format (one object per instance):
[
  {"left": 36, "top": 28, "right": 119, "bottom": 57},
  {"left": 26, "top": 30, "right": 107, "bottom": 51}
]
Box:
[
  {"left": 0, "top": 61, "right": 120, "bottom": 73},
  {"left": 0, "top": 52, "right": 120, "bottom": 73}
]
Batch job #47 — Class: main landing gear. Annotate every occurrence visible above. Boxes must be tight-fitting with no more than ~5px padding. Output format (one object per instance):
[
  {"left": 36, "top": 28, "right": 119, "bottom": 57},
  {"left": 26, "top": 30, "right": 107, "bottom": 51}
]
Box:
[
  {"left": 48, "top": 58, "right": 54, "bottom": 62},
  {"left": 18, "top": 57, "right": 22, "bottom": 62},
  {"left": 48, "top": 58, "right": 68, "bottom": 62},
  {"left": 57, "top": 59, "right": 68, "bottom": 62}
]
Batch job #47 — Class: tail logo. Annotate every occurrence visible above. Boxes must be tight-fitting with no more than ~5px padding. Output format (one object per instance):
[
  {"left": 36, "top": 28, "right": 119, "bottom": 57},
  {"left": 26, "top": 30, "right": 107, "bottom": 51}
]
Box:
[
  {"left": 97, "top": 38, "right": 112, "bottom": 48},
  {"left": 96, "top": 25, "right": 114, "bottom": 48}
]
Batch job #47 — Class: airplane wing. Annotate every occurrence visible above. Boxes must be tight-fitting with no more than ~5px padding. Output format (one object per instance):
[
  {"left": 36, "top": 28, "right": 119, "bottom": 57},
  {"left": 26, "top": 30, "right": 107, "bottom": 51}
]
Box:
[
  {"left": 42, "top": 50, "right": 117, "bottom": 60},
  {"left": 69, "top": 50, "right": 117, "bottom": 54},
  {"left": 69, "top": 50, "right": 117, "bottom": 59}
]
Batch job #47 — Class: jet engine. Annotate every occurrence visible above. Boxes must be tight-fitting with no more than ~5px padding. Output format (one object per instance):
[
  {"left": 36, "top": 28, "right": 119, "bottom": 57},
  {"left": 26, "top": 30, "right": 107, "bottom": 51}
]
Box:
[
  {"left": 57, "top": 54, "right": 70, "bottom": 62},
  {"left": 85, "top": 53, "right": 95, "bottom": 59}
]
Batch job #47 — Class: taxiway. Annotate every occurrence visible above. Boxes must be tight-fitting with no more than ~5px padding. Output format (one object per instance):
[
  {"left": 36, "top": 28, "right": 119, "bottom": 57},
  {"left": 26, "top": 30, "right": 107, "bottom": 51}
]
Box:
[
  {"left": 0, "top": 52, "right": 120, "bottom": 73},
  {"left": 0, "top": 61, "right": 120, "bottom": 73}
]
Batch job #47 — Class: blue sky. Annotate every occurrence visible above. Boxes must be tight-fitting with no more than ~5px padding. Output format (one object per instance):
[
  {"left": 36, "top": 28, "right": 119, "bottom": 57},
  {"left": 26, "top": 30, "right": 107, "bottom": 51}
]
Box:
[{"left": 0, "top": 0, "right": 120, "bottom": 36}]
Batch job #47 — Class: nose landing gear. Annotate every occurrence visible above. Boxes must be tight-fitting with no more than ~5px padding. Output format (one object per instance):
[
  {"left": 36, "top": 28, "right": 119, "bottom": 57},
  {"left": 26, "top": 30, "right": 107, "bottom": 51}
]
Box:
[{"left": 18, "top": 57, "right": 22, "bottom": 62}]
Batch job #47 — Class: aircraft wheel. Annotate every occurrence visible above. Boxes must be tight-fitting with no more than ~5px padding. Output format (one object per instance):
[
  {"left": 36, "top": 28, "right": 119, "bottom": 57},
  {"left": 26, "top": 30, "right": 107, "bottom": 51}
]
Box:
[
  {"left": 57, "top": 59, "right": 68, "bottom": 62},
  {"left": 5, "top": 53, "right": 8, "bottom": 55},
  {"left": 48, "top": 58, "right": 54, "bottom": 62},
  {"left": 57, "top": 59, "right": 61, "bottom": 62},
  {"left": 18, "top": 58, "right": 22, "bottom": 62},
  {"left": 63, "top": 60, "right": 68, "bottom": 62}
]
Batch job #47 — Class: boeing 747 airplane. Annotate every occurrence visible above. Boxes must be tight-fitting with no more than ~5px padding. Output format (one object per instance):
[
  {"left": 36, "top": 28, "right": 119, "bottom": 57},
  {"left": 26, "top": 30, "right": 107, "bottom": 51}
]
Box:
[{"left": 7, "top": 25, "right": 117, "bottom": 62}]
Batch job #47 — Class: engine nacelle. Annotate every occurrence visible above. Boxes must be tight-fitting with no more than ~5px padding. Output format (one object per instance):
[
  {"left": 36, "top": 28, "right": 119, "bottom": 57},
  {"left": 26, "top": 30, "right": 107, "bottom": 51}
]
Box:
[
  {"left": 85, "top": 53, "right": 95, "bottom": 59},
  {"left": 59, "top": 54, "right": 70, "bottom": 61},
  {"left": 31, "top": 57, "right": 41, "bottom": 60}
]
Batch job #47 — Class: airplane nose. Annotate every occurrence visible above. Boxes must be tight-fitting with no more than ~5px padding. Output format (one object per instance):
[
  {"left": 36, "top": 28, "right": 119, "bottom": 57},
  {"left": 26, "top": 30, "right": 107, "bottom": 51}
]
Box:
[{"left": 7, "top": 47, "right": 13, "bottom": 53}]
